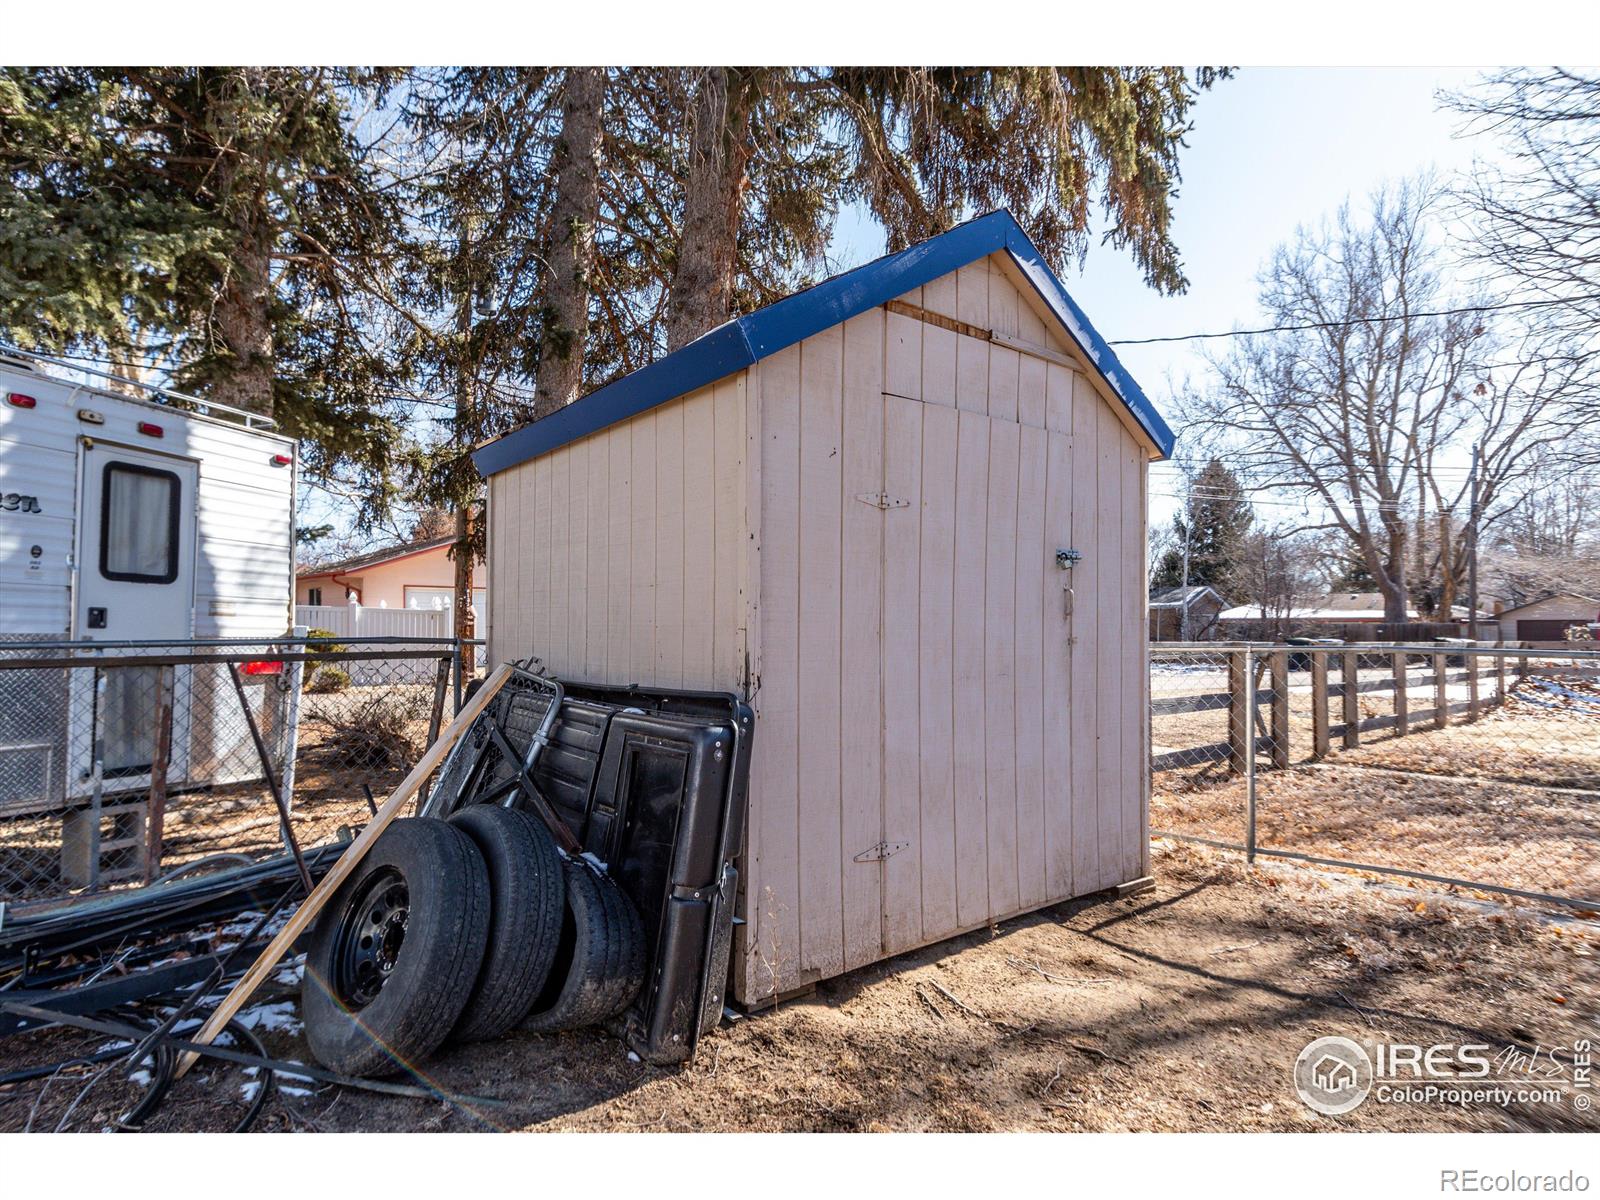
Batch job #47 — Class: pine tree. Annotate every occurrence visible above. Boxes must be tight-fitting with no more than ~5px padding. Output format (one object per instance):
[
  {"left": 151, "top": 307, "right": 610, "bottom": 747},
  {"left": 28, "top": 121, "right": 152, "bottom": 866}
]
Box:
[
  {"left": 1150, "top": 459, "right": 1255, "bottom": 602},
  {"left": 0, "top": 67, "right": 409, "bottom": 488}
]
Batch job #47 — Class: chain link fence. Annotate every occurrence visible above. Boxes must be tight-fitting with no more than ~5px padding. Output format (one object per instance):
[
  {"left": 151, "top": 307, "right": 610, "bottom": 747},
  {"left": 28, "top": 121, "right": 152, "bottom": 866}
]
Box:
[
  {"left": 1150, "top": 642, "right": 1600, "bottom": 912},
  {"left": 0, "top": 637, "right": 479, "bottom": 912}
]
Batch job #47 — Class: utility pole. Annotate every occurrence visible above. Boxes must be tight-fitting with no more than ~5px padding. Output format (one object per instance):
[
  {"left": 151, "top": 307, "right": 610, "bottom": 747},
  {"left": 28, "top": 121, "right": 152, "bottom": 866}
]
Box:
[
  {"left": 1467, "top": 442, "right": 1481, "bottom": 641},
  {"left": 1179, "top": 475, "right": 1194, "bottom": 640}
]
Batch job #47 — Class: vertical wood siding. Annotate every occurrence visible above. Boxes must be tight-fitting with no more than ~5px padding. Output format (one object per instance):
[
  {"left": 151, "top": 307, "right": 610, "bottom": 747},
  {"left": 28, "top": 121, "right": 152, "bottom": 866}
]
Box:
[
  {"left": 740, "top": 254, "right": 1150, "bottom": 1001},
  {"left": 486, "top": 376, "right": 748, "bottom": 691}
]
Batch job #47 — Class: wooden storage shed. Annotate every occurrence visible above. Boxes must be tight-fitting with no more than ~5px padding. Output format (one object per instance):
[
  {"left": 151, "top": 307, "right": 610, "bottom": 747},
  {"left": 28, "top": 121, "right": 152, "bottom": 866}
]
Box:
[{"left": 474, "top": 210, "right": 1174, "bottom": 1004}]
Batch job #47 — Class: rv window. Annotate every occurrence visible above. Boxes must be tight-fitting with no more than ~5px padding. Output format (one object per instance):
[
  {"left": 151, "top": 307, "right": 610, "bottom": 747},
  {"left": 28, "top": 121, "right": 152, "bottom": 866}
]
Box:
[{"left": 100, "top": 462, "right": 180, "bottom": 583}]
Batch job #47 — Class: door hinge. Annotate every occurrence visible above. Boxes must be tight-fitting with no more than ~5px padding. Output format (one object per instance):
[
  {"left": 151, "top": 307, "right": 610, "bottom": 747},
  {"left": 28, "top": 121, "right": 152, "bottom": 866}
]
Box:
[
  {"left": 854, "top": 492, "right": 909, "bottom": 511},
  {"left": 853, "top": 840, "right": 909, "bottom": 863}
]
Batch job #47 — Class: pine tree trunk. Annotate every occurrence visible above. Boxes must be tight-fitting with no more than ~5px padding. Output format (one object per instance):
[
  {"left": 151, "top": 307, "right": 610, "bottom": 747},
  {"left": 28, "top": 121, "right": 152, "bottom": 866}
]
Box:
[
  {"left": 534, "top": 67, "right": 605, "bottom": 418},
  {"left": 665, "top": 68, "right": 754, "bottom": 351},
  {"left": 208, "top": 69, "right": 277, "bottom": 418}
]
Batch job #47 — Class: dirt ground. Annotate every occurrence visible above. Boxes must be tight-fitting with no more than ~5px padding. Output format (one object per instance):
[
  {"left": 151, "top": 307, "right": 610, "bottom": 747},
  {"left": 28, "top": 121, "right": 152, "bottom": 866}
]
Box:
[{"left": 8, "top": 841, "right": 1592, "bottom": 1133}]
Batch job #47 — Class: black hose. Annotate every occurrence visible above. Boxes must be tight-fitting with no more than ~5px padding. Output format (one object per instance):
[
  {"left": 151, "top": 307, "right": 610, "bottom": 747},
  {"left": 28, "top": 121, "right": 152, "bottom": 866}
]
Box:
[{"left": 116, "top": 1019, "right": 273, "bottom": 1133}]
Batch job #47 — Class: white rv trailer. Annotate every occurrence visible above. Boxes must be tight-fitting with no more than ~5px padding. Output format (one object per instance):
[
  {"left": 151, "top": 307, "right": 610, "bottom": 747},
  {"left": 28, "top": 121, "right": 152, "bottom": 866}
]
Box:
[{"left": 0, "top": 346, "right": 297, "bottom": 868}]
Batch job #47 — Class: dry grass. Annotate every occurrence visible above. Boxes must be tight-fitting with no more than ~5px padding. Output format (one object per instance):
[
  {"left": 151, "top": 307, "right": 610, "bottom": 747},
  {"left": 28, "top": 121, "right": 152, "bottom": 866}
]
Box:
[{"left": 15, "top": 841, "right": 1584, "bottom": 1132}]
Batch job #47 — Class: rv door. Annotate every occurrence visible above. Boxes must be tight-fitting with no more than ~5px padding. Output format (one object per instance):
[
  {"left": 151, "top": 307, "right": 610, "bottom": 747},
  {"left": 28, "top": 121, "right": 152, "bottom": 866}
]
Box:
[{"left": 71, "top": 441, "right": 198, "bottom": 787}]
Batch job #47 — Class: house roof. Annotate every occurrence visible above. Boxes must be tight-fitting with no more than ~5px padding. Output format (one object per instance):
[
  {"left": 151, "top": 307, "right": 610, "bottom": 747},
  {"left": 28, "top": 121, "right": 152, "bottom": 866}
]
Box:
[
  {"left": 297, "top": 535, "right": 454, "bottom": 581},
  {"left": 1149, "top": 585, "right": 1225, "bottom": 609},
  {"left": 1498, "top": 592, "right": 1600, "bottom": 619},
  {"left": 473, "top": 209, "right": 1172, "bottom": 478}
]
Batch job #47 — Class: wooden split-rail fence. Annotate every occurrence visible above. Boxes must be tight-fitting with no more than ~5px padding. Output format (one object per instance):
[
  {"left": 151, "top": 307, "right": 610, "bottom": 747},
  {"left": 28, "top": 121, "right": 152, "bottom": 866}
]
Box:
[{"left": 1149, "top": 644, "right": 1548, "bottom": 775}]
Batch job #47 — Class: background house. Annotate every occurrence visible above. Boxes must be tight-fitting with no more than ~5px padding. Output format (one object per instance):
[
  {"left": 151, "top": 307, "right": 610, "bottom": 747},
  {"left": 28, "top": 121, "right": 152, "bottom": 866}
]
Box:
[
  {"left": 1496, "top": 592, "right": 1599, "bottom": 643},
  {"left": 296, "top": 535, "right": 486, "bottom": 633},
  {"left": 1149, "top": 585, "right": 1226, "bottom": 641}
]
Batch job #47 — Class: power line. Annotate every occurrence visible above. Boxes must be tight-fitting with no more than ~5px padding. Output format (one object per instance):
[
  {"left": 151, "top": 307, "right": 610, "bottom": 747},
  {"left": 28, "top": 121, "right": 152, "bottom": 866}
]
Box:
[{"left": 1108, "top": 293, "right": 1600, "bottom": 346}]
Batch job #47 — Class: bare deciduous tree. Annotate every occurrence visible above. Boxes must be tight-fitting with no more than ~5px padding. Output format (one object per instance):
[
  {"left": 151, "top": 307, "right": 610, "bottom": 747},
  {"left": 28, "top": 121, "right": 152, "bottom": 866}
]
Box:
[{"left": 1191, "top": 179, "right": 1587, "bottom": 622}]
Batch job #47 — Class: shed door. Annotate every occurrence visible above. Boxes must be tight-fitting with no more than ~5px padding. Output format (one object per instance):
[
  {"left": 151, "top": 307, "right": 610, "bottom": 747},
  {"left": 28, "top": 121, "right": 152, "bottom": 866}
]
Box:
[{"left": 880, "top": 396, "right": 1074, "bottom": 955}]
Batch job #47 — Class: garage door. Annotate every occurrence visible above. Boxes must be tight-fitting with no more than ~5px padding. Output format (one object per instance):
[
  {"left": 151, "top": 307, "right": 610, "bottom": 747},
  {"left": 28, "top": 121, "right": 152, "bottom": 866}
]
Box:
[{"left": 1518, "top": 619, "right": 1576, "bottom": 641}]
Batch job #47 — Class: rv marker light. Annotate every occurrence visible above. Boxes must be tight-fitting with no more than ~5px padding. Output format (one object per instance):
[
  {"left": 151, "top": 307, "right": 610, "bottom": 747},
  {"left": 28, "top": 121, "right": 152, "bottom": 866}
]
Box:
[
  {"left": 5, "top": 392, "right": 36, "bottom": 408},
  {"left": 271, "top": 453, "right": 292, "bottom": 466},
  {"left": 77, "top": 409, "right": 105, "bottom": 425},
  {"left": 137, "top": 420, "right": 164, "bottom": 438}
]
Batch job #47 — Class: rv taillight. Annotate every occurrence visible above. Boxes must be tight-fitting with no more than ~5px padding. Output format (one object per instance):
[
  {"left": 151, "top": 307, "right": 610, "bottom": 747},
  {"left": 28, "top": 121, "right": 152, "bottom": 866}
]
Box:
[
  {"left": 242, "top": 660, "right": 283, "bottom": 676},
  {"left": 271, "top": 453, "right": 292, "bottom": 466},
  {"left": 137, "top": 421, "right": 164, "bottom": 438},
  {"left": 5, "top": 392, "right": 36, "bottom": 408}
]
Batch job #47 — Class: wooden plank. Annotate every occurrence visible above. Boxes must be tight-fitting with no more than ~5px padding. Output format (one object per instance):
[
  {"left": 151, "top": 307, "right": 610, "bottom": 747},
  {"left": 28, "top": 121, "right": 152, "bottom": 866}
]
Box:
[
  {"left": 952, "top": 409, "right": 991, "bottom": 927},
  {"left": 923, "top": 268, "right": 958, "bottom": 322},
  {"left": 654, "top": 400, "right": 686, "bottom": 689},
  {"left": 681, "top": 390, "right": 716, "bottom": 690},
  {"left": 532, "top": 454, "right": 553, "bottom": 661},
  {"left": 1228, "top": 651, "right": 1249, "bottom": 775},
  {"left": 1433, "top": 652, "right": 1449, "bottom": 729},
  {"left": 605, "top": 424, "right": 632, "bottom": 681},
  {"left": 548, "top": 447, "right": 570, "bottom": 670},
  {"left": 1393, "top": 651, "right": 1409, "bottom": 736},
  {"left": 955, "top": 334, "right": 989, "bottom": 415},
  {"left": 882, "top": 394, "right": 924, "bottom": 954},
  {"left": 922, "top": 321, "right": 957, "bottom": 409},
  {"left": 710, "top": 378, "right": 745, "bottom": 691},
  {"left": 1135, "top": 455, "right": 1152, "bottom": 878},
  {"left": 1014, "top": 422, "right": 1048, "bottom": 909},
  {"left": 989, "top": 258, "right": 1020, "bottom": 339},
  {"left": 916, "top": 403, "right": 959, "bottom": 937},
  {"left": 585, "top": 432, "right": 610, "bottom": 679},
  {"left": 179, "top": 666, "right": 513, "bottom": 1076},
  {"left": 1269, "top": 650, "right": 1289, "bottom": 769},
  {"left": 1120, "top": 439, "right": 1146, "bottom": 881},
  {"left": 796, "top": 327, "right": 845, "bottom": 981},
  {"left": 1066, "top": 376, "right": 1098, "bottom": 897},
  {"left": 983, "top": 418, "right": 1021, "bottom": 919},
  {"left": 1093, "top": 400, "right": 1125, "bottom": 888},
  {"left": 565, "top": 439, "right": 589, "bottom": 682},
  {"left": 1341, "top": 650, "right": 1361, "bottom": 748},
  {"left": 629, "top": 414, "right": 658, "bottom": 683},
  {"left": 1017, "top": 350, "right": 1047, "bottom": 430},
  {"left": 751, "top": 347, "right": 803, "bottom": 998},
  {"left": 1045, "top": 363, "right": 1074, "bottom": 435},
  {"left": 956, "top": 261, "right": 990, "bottom": 328},
  {"left": 884, "top": 309, "right": 923, "bottom": 401},
  {"left": 987, "top": 344, "right": 1020, "bottom": 425},
  {"left": 1468, "top": 650, "right": 1481, "bottom": 721},
  {"left": 840, "top": 314, "right": 885, "bottom": 971},
  {"left": 1311, "top": 652, "right": 1330, "bottom": 759}
]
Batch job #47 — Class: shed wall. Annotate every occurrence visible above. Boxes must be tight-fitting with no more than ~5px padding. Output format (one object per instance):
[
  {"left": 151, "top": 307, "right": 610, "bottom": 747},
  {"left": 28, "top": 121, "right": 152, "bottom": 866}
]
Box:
[
  {"left": 485, "top": 376, "right": 749, "bottom": 691},
  {"left": 739, "top": 254, "right": 1150, "bottom": 1003}
]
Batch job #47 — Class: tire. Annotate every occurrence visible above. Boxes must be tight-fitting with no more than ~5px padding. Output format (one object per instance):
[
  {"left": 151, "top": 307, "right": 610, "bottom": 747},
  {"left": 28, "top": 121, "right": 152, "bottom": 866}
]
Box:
[
  {"left": 302, "top": 818, "right": 490, "bottom": 1078},
  {"left": 521, "top": 859, "right": 645, "bottom": 1034},
  {"left": 447, "top": 805, "right": 566, "bottom": 1043}
]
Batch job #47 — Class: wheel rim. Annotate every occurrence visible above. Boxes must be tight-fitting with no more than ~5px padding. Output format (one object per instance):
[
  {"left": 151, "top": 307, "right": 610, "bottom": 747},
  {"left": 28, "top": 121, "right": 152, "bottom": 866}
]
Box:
[{"left": 332, "top": 867, "right": 410, "bottom": 1009}]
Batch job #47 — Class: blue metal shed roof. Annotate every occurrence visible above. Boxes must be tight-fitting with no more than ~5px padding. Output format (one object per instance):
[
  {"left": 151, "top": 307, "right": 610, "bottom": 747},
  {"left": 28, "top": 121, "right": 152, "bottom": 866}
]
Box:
[{"left": 474, "top": 209, "right": 1173, "bottom": 476}]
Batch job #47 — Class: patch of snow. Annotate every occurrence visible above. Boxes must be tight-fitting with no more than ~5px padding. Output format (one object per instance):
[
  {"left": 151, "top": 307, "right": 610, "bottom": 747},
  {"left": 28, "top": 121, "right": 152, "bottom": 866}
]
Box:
[
  {"left": 127, "top": 1069, "right": 151, "bottom": 1088},
  {"left": 278, "top": 1084, "right": 314, "bottom": 1098},
  {"left": 239, "top": 1080, "right": 263, "bottom": 1103},
  {"left": 234, "top": 1001, "right": 303, "bottom": 1034}
]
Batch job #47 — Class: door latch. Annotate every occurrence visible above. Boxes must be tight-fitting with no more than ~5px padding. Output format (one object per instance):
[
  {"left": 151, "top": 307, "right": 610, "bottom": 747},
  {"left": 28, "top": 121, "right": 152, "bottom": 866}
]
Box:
[{"left": 86, "top": 607, "right": 108, "bottom": 630}]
